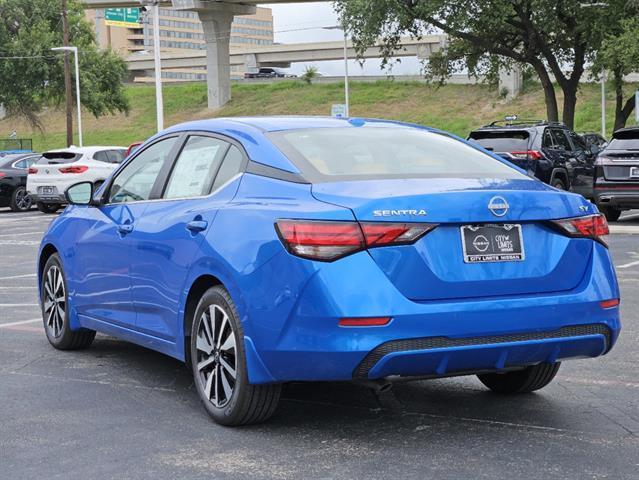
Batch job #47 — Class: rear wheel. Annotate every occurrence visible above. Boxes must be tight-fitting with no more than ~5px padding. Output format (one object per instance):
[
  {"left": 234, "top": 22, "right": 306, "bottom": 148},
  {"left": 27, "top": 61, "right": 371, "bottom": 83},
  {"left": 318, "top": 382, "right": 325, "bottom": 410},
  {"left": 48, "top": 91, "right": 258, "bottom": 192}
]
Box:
[
  {"left": 41, "top": 253, "right": 95, "bottom": 350},
  {"left": 599, "top": 206, "right": 622, "bottom": 222},
  {"left": 37, "top": 202, "right": 60, "bottom": 214},
  {"left": 190, "top": 286, "right": 281, "bottom": 426},
  {"left": 477, "top": 363, "right": 560, "bottom": 394},
  {"left": 10, "top": 186, "right": 32, "bottom": 212}
]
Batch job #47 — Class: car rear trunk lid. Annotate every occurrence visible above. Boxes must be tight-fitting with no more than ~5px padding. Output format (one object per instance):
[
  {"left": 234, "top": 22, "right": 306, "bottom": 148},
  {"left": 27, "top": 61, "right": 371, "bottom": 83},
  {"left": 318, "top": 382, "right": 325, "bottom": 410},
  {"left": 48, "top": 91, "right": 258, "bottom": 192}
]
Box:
[{"left": 312, "top": 178, "right": 594, "bottom": 301}]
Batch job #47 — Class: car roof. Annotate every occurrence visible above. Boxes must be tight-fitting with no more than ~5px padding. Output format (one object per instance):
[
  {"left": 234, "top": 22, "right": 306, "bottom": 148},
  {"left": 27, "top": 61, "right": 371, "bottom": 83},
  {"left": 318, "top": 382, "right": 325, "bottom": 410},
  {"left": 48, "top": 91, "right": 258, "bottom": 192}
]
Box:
[
  {"left": 164, "top": 116, "right": 420, "bottom": 134},
  {"left": 612, "top": 126, "right": 639, "bottom": 135},
  {"left": 44, "top": 146, "right": 126, "bottom": 154}
]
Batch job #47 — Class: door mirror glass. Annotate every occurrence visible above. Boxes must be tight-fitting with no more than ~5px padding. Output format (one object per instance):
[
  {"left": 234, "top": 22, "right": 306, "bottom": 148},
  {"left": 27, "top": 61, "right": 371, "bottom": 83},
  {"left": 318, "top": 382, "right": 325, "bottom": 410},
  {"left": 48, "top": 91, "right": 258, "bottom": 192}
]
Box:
[{"left": 65, "top": 181, "right": 94, "bottom": 205}]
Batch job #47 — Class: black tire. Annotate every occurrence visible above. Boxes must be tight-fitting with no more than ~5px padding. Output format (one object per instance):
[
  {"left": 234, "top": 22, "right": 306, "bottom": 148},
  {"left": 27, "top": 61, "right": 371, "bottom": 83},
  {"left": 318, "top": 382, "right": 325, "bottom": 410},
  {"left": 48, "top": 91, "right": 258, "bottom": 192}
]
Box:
[
  {"left": 9, "top": 186, "right": 32, "bottom": 212},
  {"left": 190, "top": 285, "right": 281, "bottom": 426},
  {"left": 599, "top": 206, "right": 622, "bottom": 222},
  {"left": 551, "top": 178, "right": 566, "bottom": 190},
  {"left": 41, "top": 253, "right": 95, "bottom": 350},
  {"left": 37, "top": 202, "right": 60, "bottom": 214},
  {"left": 478, "top": 363, "right": 560, "bottom": 394}
]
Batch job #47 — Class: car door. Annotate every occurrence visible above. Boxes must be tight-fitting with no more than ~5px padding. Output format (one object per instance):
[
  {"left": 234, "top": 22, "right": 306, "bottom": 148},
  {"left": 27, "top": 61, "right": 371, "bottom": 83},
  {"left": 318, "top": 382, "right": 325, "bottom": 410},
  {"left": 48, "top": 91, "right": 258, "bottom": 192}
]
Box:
[
  {"left": 128, "top": 134, "right": 247, "bottom": 341},
  {"left": 72, "top": 136, "right": 179, "bottom": 329},
  {"left": 548, "top": 129, "right": 575, "bottom": 188},
  {"left": 566, "top": 130, "right": 595, "bottom": 198}
]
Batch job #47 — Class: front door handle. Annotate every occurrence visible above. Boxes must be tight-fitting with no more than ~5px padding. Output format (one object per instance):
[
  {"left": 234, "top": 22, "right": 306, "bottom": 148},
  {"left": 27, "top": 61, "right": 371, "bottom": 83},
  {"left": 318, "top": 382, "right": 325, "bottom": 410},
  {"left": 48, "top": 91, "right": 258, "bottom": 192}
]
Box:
[
  {"left": 186, "top": 220, "right": 208, "bottom": 233},
  {"left": 117, "top": 223, "right": 134, "bottom": 235}
]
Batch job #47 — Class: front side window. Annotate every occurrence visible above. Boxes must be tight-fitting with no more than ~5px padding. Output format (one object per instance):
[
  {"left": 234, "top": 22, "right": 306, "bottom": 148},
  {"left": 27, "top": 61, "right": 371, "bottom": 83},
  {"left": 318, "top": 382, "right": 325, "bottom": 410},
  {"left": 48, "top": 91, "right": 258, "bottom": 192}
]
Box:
[
  {"left": 273, "top": 127, "right": 528, "bottom": 181},
  {"left": 108, "top": 137, "right": 177, "bottom": 204},
  {"left": 163, "top": 136, "right": 227, "bottom": 199}
]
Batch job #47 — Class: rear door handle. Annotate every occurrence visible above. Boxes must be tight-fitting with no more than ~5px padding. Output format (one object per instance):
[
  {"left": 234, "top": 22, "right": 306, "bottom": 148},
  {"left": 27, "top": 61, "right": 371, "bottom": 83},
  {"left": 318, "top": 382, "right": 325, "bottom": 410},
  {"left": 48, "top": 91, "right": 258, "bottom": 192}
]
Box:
[
  {"left": 186, "top": 220, "right": 208, "bottom": 233},
  {"left": 117, "top": 224, "right": 134, "bottom": 234}
]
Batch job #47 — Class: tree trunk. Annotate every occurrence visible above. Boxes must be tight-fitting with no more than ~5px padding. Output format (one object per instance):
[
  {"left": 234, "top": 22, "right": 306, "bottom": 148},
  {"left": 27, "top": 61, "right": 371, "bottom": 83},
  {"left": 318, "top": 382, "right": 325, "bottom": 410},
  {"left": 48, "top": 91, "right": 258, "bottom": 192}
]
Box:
[
  {"left": 531, "top": 61, "right": 559, "bottom": 122},
  {"left": 613, "top": 69, "right": 635, "bottom": 132},
  {"left": 561, "top": 81, "right": 579, "bottom": 129}
]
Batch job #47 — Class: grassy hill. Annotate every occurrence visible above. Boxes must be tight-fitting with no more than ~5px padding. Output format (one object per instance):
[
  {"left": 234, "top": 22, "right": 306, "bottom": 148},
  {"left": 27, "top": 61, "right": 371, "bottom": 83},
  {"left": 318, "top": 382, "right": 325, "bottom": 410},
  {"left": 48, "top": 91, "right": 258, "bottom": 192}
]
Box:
[{"left": 0, "top": 80, "right": 633, "bottom": 151}]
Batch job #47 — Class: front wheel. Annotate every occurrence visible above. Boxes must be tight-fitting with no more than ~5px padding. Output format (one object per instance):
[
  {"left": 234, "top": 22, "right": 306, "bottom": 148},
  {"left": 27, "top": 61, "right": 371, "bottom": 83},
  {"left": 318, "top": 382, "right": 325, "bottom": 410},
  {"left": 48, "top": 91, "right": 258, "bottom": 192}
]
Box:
[
  {"left": 478, "top": 363, "right": 560, "bottom": 394},
  {"left": 41, "top": 253, "right": 95, "bottom": 350},
  {"left": 37, "top": 202, "right": 60, "bottom": 214},
  {"left": 190, "top": 286, "right": 281, "bottom": 426}
]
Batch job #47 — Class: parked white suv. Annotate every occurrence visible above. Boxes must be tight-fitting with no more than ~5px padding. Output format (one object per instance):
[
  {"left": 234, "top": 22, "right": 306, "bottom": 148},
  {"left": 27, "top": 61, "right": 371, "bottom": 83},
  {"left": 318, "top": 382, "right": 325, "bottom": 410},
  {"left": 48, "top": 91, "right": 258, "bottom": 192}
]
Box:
[{"left": 27, "top": 146, "right": 126, "bottom": 213}]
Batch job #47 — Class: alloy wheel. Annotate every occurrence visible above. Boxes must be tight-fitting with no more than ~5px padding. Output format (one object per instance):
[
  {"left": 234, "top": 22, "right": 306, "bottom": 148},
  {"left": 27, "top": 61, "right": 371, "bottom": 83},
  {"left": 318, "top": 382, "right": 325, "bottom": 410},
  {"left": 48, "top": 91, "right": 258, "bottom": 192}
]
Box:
[
  {"left": 195, "top": 304, "right": 237, "bottom": 408},
  {"left": 15, "top": 188, "right": 31, "bottom": 211},
  {"left": 43, "top": 265, "right": 65, "bottom": 338}
]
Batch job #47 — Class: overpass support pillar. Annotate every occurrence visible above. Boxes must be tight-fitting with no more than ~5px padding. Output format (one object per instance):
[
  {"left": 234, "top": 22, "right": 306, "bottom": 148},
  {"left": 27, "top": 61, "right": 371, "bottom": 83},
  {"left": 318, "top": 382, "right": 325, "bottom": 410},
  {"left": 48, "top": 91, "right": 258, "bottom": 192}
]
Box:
[
  {"left": 498, "top": 65, "right": 523, "bottom": 99},
  {"left": 172, "top": 1, "right": 255, "bottom": 109}
]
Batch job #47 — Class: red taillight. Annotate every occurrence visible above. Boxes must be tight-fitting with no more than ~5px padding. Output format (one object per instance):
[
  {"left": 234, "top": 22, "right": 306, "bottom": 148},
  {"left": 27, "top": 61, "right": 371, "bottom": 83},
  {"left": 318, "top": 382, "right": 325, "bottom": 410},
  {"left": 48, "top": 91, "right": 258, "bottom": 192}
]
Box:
[
  {"left": 275, "top": 220, "right": 437, "bottom": 261},
  {"left": 28, "top": 167, "right": 38, "bottom": 174},
  {"left": 0, "top": 172, "right": 5, "bottom": 178},
  {"left": 511, "top": 150, "right": 542, "bottom": 160},
  {"left": 551, "top": 214, "right": 609, "bottom": 245},
  {"left": 600, "top": 299, "right": 620, "bottom": 309},
  {"left": 339, "top": 317, "right": 391, "bottom": 327},
  {"left": 59, "top": 165, "right": 89, "bottom": 174}
]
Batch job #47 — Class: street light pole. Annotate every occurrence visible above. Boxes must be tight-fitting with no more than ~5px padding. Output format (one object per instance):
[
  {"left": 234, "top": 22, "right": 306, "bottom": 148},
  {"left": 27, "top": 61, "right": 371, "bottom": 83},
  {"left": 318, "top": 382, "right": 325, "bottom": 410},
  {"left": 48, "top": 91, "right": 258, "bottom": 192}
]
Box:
[
  {"left": 323, "top": 25, "right": 350, "bottom": 117},
  {"left": 52, "top": 46, "right": 83, "bottom": 147},
  {"left": 601, "top": 69, "right": 606, "bottom": 137}
]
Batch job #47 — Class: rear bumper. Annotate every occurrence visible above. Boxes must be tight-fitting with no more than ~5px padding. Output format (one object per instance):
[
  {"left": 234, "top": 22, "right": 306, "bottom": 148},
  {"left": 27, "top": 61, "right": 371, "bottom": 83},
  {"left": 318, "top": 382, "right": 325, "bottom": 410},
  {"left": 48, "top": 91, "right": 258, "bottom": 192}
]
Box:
[
  {"left": 29, "top": 193, "right": 66, "bottom": 204},
  {"left": 594, "top": 189, "right": 639, "bottom": 209},
  {"left": 245, "top": 243, "right": 620, "bottom": 384}
]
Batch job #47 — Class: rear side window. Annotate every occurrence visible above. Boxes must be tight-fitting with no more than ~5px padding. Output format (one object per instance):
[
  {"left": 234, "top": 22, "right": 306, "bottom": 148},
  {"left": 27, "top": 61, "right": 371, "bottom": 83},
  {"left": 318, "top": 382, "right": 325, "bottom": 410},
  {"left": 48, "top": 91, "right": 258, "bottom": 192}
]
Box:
[
  {"left": 468, "top": 130, "right": 530, "bottom": 152},
  {"left": 107, "top": 150, "right": 126, "bottom": 164},
  {"left": 93, "top": 151, "right": 109, "bottom": 163},
  {"left": 272, "top": 127, "right": 527, "bottom": 181},
  {"left": 37, "top": 152, "right": 82, "bottom": 164},
  {"left": 163, "top": 136, "right": 228, "bottom": 199},
  {"left": 549, "top": 129, "right": 571, "bottom": 150},
  {"left": 212, "top": 145, "right": 244, "bottom": 191},
  {"left": 13, "top": 156, "right": 40, "bottom": 169}
]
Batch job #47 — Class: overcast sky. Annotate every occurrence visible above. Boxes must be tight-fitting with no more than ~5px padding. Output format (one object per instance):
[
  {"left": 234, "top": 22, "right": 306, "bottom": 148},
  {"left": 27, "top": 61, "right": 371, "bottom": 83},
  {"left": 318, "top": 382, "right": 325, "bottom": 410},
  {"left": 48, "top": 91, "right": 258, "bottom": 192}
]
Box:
[{"left": 266, "top": 2, "right": 421, "bottom": 76}]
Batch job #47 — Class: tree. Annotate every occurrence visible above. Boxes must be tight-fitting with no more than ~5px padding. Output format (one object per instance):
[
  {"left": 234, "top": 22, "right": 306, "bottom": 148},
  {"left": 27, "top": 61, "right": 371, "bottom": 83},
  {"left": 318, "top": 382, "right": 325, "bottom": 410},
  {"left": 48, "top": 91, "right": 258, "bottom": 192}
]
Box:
[
  {"left": 335, "top": 0, "right": 626, "bottom": 129},
  {"left": 301, "top": 65, "right": 319, "bottom": 84},
  {"left": 0, "top": 0, "right": 129, "bottom": 139},
  {"left": 595, "top": 18, "right": 639, "bottom": 131}
]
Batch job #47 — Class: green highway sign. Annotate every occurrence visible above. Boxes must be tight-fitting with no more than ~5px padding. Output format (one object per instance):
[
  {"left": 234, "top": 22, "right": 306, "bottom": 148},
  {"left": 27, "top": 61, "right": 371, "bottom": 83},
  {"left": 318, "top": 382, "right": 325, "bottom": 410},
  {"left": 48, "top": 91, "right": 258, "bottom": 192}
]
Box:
[{"left": 104, "top": 8, "right": 141, "bottom": 28}]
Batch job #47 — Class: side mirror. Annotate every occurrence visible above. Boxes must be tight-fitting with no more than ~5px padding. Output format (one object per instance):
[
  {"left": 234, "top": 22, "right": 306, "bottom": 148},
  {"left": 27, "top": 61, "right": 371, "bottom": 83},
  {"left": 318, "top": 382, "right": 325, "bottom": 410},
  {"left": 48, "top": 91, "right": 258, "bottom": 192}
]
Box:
[{"left": 65, "top": 181, "right": 95, "bottom": 206}]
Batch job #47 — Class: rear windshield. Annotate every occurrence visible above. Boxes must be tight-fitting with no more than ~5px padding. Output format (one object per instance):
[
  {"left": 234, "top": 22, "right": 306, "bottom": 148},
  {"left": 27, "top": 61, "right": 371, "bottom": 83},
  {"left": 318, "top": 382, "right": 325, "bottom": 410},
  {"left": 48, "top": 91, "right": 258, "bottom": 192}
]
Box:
[
  {"left": 468, "top": 130, "right": 530, "bottom": 152},
  {"left": 608, "top": 130, "right": 639, "bottom": 150},
  {"left": 269, "top": 127, "right": 526, "bottom": 181},
  {"left": 38, "top": 152, "right": 82, "bottom": 164}
]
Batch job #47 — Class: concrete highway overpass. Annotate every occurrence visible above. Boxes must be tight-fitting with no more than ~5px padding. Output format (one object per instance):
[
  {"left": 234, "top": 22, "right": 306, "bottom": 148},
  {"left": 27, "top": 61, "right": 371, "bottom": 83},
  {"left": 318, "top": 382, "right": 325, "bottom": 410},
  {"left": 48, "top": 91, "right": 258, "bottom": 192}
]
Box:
[{"left": 126, "top": 35, "right": 446, "bottom": 72}]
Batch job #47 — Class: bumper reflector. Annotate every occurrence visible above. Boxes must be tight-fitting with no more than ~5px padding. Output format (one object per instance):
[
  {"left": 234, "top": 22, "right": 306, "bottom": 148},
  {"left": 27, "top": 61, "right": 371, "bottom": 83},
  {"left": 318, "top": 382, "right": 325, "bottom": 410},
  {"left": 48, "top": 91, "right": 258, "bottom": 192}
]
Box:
[
  {"left": 339, "top": 317, "right": 391, "bottom": 327},
  {"left": 600, "top": 299, "right": 620, "bottom": 309}
]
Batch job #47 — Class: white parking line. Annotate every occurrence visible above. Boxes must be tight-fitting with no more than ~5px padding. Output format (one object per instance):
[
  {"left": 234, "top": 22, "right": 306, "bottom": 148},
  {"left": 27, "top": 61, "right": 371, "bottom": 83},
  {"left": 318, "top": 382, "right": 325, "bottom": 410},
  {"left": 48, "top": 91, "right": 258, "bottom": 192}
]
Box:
[
  {"left": 0, "top": 318, "right": 40, "bottom": 328},
  {"left": 617, "top": 260, "right": 639, "bottom": 269},
  {"left": 0, "top": 231, "right": 44, "bottom": 237},
  {"left": 0, "top": 273, "right": 36, "bottom": 280},
  {"left": 0, "top": 303, "right": 39, "bottom": 307}
]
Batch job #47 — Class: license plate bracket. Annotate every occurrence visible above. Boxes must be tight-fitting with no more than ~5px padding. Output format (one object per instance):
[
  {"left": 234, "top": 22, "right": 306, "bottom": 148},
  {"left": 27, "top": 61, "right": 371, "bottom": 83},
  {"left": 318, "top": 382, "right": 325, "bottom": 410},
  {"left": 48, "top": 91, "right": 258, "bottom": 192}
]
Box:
[{"left": 461, "top": 224, "right": 525, "bottom": 263}]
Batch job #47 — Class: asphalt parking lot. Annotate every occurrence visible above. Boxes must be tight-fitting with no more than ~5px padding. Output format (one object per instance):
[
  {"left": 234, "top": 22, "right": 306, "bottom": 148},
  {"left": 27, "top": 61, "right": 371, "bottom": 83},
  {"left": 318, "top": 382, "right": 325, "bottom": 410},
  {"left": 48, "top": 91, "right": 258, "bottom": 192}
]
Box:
[{"left": 1, "top": 208, "right": 638, "bottom": 480}]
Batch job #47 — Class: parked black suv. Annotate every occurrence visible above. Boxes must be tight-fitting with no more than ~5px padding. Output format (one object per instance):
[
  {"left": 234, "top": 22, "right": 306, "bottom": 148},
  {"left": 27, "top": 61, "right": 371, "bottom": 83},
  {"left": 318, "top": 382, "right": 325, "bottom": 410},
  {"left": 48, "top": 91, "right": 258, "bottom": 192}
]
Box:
[
  {"left": 468, "top": 119, "right": 599, "bottom": 198},
  {"left": 593, "top": 126, "right": 639, "bottom": 221}
]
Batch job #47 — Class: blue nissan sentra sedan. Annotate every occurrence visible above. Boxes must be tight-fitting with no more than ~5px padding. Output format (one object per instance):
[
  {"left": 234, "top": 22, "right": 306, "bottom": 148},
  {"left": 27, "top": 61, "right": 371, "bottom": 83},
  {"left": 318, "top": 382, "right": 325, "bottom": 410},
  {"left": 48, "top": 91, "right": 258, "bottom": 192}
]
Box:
[{"left": 37, "top": 117, "right": 621, "bottom": 425}]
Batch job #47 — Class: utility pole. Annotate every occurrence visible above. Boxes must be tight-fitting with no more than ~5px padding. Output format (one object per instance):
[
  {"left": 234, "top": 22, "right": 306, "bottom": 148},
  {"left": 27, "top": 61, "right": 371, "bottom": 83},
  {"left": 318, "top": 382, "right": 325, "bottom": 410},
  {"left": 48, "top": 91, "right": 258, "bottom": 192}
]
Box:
[{"left": 61, "top": 0, "right": 73, "bottom": 147}]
